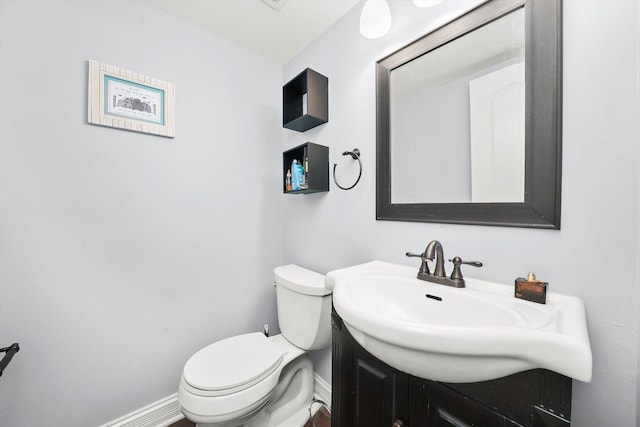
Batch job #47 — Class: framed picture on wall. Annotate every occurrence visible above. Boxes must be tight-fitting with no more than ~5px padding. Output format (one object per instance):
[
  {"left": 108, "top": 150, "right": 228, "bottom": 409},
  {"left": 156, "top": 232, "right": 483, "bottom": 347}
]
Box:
[{"left": 87, "top": 60, "right": 175, "bottom": 138}]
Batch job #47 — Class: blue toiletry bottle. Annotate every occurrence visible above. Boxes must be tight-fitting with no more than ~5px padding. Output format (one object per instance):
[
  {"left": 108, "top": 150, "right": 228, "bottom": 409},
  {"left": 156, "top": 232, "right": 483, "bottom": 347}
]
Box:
[
  {"left": 291, "top": 159, "right": 300, "bottom": 191},
  {"left": 296, "top": 160, "right": 306, "bottom": 189}
]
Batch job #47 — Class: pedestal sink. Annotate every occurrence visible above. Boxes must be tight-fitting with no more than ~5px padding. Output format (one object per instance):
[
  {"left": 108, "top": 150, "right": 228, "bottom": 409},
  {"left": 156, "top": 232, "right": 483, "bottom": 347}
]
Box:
[{"left": 325, "top": 261, "right": 592, "bottom": 383}]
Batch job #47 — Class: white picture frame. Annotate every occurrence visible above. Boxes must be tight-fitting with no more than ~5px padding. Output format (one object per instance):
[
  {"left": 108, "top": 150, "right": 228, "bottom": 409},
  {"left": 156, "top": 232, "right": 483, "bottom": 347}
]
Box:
[{"left": 88, "top": 60, "right": 175, "bottom": 138}]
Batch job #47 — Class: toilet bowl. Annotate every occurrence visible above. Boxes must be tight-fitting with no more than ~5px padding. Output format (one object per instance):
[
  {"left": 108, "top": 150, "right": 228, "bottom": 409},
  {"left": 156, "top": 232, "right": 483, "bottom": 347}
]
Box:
[{"left": 177, "top": 265, "right": 331, "bottom": 427}]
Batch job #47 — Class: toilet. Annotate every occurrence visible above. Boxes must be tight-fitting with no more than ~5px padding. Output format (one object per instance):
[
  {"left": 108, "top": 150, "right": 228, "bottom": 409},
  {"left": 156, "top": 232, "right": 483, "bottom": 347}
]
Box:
[{"left": 177, "top": 265, "right": 332, "bottom": 427}]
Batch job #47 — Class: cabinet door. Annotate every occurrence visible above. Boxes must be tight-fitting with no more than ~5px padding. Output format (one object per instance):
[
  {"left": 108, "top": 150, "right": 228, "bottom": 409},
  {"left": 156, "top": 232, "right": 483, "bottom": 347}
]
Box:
[
  {"left": 410, "top": 377, "right": 508, "bottom": 427},
  {"left": 353, "top": 352, "right": 408, "bottom": 427},
  {"left": 332, "top": 313, "right": 408, "bottom": 427}
]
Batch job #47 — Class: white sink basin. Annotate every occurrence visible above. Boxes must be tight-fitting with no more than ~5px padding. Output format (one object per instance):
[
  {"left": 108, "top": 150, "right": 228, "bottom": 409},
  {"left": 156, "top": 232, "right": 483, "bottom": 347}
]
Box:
[{"left": 326, "top": 260, "right": 592, "bottom": 383}]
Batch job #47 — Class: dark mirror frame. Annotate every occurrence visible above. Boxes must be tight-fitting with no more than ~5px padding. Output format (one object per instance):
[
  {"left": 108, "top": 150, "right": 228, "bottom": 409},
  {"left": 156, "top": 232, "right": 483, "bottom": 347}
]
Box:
[{"left": 376, "top": 0, "right": 562, "bottom": 229}]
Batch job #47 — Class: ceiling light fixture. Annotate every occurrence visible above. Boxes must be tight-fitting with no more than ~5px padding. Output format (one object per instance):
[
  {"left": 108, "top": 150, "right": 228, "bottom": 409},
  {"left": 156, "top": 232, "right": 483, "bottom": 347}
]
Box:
[{"left": 359, "top": 0, "right": 391, "bottom": 39}]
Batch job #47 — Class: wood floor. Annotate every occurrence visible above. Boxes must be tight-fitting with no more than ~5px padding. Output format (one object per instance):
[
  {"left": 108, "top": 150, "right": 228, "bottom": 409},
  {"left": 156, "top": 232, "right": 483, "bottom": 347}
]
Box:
[
  {"left": 168, "top": 406, "right": 331, "bottom": 427},
  {"left": 304, "top": 407, "right": 331, "bottom": 427}
]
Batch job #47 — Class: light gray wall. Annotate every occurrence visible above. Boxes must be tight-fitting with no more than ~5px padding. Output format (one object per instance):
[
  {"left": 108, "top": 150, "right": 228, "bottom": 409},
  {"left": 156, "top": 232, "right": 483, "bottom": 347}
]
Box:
[
  {"left": 0, "top": 1, "right": 283, "bottom": 426},
  {"left": 284, "top": 0, "right": 640, "bottom": 426},
  {"left": 0, "top": 0, "right": 637, "bottom": 426}
]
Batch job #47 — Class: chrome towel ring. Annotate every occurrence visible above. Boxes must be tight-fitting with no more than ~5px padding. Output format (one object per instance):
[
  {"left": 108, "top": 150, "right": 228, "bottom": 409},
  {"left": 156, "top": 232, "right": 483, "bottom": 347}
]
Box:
[{"left": 333, "top": 148, "right": 362, "bottom": 191}]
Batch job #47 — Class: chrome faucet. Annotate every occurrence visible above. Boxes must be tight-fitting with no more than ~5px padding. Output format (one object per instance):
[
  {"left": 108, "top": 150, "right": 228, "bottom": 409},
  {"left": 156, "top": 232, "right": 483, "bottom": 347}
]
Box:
[{"left": 406, "top": 240, "right": 482, "bottom": 288}]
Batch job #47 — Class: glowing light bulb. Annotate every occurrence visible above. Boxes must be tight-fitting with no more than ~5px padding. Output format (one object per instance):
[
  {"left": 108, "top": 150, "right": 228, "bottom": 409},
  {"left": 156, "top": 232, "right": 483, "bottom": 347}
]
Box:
[
  {"left": 413, "top": 0, "right": 443, "bottom": 7},
  {"left": 360, "top": 0, "right": 391, "bottom": 39}
]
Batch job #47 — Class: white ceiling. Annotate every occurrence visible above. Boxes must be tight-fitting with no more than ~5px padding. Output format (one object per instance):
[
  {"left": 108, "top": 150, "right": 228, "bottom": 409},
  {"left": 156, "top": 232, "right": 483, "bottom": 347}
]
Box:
[{"left": 142, "top": 0, "right": 361, "bottom": 64}]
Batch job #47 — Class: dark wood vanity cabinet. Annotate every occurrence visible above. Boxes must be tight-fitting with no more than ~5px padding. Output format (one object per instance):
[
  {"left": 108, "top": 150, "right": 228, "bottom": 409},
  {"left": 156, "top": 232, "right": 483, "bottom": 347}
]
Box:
[{"left": 332, "top": 310, "right": 572, "bottom": 427}]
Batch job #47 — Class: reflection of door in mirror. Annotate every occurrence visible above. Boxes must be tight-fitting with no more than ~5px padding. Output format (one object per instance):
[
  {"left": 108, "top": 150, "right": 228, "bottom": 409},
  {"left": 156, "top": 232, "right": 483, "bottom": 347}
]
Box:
[
  {"left": 469, "top": 61, "right": 524, "bottom": 202},
  {"left": 390, "top": 8, "right": 524, "bottom": 204}
]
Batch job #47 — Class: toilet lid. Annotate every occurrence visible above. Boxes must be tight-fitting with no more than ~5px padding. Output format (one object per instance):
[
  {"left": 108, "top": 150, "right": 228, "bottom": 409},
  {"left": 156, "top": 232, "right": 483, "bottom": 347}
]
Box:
[{"left": 183, "top": 333, "right": 283, "bottom": 393}]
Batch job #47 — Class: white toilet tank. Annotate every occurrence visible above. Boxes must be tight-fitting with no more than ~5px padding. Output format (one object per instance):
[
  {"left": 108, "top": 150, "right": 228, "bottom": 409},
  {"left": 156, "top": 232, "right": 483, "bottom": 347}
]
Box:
[{"left": 274, "top": 265, "right": 332, "bottom": 350}]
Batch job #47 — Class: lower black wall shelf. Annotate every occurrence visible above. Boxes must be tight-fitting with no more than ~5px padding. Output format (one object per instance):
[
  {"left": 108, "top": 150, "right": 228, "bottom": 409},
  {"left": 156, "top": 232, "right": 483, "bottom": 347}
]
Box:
[{"left": 283, "top": 142, "right": 329, "bottom": 194}]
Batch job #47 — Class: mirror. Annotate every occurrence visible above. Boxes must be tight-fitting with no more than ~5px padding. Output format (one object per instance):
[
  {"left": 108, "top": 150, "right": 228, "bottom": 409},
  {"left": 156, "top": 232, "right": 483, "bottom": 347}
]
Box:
[
  {"left": 391, "top": 8, "right": 525, "bottom": 204},
  {"left": 376, "top": 0, "right": 562, "bottom": 228}
]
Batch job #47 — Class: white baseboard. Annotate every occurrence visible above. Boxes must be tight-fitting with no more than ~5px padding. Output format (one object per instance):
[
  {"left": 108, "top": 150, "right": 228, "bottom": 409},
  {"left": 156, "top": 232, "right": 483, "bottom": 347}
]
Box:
[
  {"left": 312, "top": 372, "right": 331, "bottom": 409},
  {"left": 98, "top": 394, "right": 182, "bottom": 427},
  {"left": 100, "top": 372, "right": 331, "bottom": 427}
]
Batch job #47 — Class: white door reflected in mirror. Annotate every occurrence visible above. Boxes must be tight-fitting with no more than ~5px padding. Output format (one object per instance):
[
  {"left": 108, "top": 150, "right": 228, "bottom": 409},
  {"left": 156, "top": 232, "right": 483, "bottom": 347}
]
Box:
[{"left": 469, "top": 62, "right": 525, "bottom": 202}]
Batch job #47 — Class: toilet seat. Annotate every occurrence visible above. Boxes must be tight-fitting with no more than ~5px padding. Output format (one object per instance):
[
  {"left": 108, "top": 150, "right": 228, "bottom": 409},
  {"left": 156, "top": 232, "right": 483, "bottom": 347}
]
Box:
[{"left": 182, "top": 333, "right": 283, "bottom": 397}]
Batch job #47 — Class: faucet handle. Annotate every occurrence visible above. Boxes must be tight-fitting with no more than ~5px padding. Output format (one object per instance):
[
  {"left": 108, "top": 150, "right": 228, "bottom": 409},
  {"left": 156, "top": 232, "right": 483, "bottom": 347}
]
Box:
[
  {"left": 449, "top": 256, "right": 483, "bottom": 280},
  {"left": 406, "top": 251, "right": 431, "bottom": 275}
]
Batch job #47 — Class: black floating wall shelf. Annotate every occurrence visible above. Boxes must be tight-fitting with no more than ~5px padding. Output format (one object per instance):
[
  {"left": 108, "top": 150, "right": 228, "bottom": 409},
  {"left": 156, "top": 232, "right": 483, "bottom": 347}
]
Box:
[
  {"left": 283, "top": 142, "right": 329, "bottom": 194},
  {"left": 283, "top": 68, "right": 328, "bottom": 132}
]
